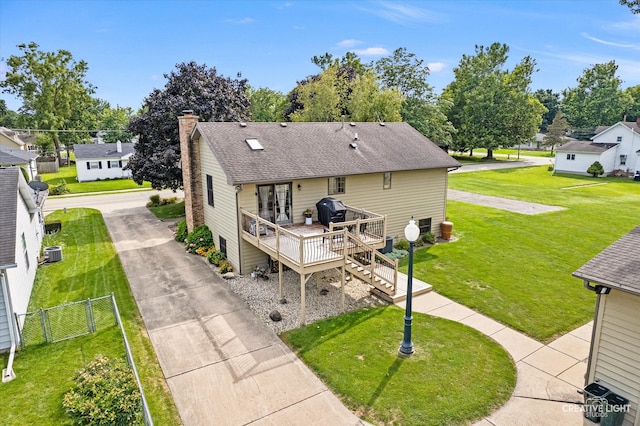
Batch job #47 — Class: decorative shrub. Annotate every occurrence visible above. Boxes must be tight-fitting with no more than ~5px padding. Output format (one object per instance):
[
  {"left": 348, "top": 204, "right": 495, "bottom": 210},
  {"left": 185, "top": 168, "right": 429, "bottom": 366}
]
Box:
[
  {"left": 62, "top": 354, "right": 143, "bottom": 425},
  {"left": 50, "top": 179, "right": 68, "bottom": 195},
  {"left": 160, "top": 197, "right": 177, "bottom": 205},
  {"left": 394, "top": 240, "right": 410, "bottom": 251},
  {"left": 421, "top": 232, "right": 435, "bottom": 245},
  {"left": 148, "top": 194, "right": 161, "bottom": 206},
  {"left": 195, "top": 246, "right": 215, "bottom": 257},
  {"left": 386, "top": 248, "right": 409, "bottom": 260},
  {"left": 587, "top": 161, "right": 604, "bottom": 177},
  {"left": 185, "top": 224, "right": 214, "bottom": 254},
  {"left": 219, "top": 260, "right": 233, "bottom": 274},
  {"left": 45, "top": 220, "right": 62, "bottom": 234},
  {"left": 174, "top": 220, "right": 188, "bottom": 243},
  {"left": 207, "top": 249, "right": 226, "bottom": 266}
]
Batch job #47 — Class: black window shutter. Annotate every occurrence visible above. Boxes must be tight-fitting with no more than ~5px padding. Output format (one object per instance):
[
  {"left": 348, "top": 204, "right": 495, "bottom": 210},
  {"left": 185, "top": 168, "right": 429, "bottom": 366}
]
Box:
[
  {"left": 107, "top": 161, "right": 111, "bottom": 169},
  {"left": 86, "top": 162, "right": 90, "bottom": 170},
  {"left": 98, "top": 161, "right": 102, "bottom": 169},
  {"left": 119, "top": 160, "right": 122, "bottom": 168}
]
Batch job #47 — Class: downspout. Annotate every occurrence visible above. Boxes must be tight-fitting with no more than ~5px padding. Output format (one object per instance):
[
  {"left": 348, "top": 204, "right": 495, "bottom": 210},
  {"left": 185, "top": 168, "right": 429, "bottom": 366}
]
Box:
[{"left": 1, "top": 270, "right": 17, "bottom": 382}]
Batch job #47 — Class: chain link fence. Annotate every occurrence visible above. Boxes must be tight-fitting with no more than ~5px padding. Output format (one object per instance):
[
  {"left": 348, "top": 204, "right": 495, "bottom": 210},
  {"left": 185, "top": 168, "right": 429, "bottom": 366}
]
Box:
[
  {"left": 14, "top": 294, "right": 152, "bottom": 425},
  {"left": 15, "top": 295, "right": 117, "bottom": 347}
]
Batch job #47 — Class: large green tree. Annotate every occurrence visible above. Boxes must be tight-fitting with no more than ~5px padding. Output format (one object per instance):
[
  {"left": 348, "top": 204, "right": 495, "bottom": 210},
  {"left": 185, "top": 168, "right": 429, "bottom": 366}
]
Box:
[
  {"left": 561, "top": 61, "right": 633, "bottom": 138},
  {"left": 620, "top": 0, "right": 640, "bottom": 13},
  {"left": 127, "top": 61, "right": 249, "bottom": 190},
  {"left": 0, "top": 42, "right": 95, "bottom": 161},
  {"left": 98, "top": 104, "right": 134, "bottom": 143},
  {"left": 533, "top": 89, "right": 560, "bottom": 133},
  {"left": 374, "top": 47, "right": 455, "bottom": 146},
  {"left": 247, "top": 87, "right": 286, "bottom": 122},
  {"left": 624, "top": 85, "right": 640, "bottom": 121},
  {"left": 443, "top": 43, "right": 545, "bottom": 158}
]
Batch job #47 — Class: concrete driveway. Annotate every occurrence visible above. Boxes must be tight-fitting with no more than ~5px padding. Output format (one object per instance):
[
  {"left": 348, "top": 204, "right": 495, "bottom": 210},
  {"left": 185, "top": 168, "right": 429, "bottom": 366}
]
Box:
[{"left": 46, "top": 192, "right": 364, "bottom": 426}]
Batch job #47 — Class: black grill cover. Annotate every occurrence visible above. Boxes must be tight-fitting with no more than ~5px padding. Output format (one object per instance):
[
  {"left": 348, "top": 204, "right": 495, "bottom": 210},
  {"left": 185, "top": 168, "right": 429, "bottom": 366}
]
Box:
[{"left": 316, "top": 197, "right": 347, "bottom": 227}]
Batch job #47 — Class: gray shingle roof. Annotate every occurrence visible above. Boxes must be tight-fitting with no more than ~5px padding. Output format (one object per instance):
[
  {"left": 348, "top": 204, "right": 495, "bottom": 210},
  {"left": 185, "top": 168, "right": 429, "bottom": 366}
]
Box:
[
  {"left": 0, "top": 127, "right": 25, "bottom": 147},
  {"left": 195, "top": 122, "right": 461, "bottom": 185},
  {"left": 573, "top": 226, "right": 640, "bottom": 296},
  {"left": 0, "top": 168, "right": 20, "bottom": 267},
  {"left": 74, "top": 142, "right": 135, "bottom": 159},
  {"left": 0, "top": 148, "right": 37, "bottom": 165},
  {"left": 556, "top": 140, "right": 616, "bottom": 153},
  {"left": 595, "top": 121, "right": 640, "bottom": 136}
]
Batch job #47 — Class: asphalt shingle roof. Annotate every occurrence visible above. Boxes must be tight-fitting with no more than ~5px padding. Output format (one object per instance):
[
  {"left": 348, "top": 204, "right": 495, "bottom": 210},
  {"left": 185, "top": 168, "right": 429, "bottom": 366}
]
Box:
[
  {"left": 74, "top": 142, "right": 135, "bottom": 159},
  {"left": 573, "top": 226, "right": 640, "bottom": 296},
  {"left": 556, "top": 140, "right": 616, "bottom": 153},
  {"left": 0, "top": 148, "right": 37, "bottom": 165},
  {"left": 195, "top": 122, "right": 461, "bottom": 185},
  {"left": 0, "top": 167, "right": 20, "bottom": 267}
]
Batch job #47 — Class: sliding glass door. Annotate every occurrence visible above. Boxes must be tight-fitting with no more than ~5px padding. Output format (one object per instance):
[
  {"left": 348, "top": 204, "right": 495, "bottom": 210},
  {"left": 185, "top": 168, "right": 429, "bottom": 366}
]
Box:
[{"left": 257, "top": 183, "right": 292, "bottom": 225}]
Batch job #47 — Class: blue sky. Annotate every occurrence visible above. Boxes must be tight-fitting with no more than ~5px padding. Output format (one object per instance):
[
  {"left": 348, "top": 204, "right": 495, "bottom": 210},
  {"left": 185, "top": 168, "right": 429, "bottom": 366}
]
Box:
[{"left": 1, "top": 0, "right": 639, "bottom": 112}]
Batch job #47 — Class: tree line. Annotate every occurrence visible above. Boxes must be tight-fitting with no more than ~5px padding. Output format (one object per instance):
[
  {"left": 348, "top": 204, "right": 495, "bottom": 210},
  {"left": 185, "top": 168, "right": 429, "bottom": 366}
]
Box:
[{"left": 2, "top": 36, "right": 639, "bottom": 189}]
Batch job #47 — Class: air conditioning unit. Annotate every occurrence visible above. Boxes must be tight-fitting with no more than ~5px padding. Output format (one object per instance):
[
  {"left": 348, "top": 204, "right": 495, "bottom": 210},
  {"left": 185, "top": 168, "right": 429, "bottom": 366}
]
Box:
[{"left": 44, "top": 246, "right": 63, "bottom": 262}]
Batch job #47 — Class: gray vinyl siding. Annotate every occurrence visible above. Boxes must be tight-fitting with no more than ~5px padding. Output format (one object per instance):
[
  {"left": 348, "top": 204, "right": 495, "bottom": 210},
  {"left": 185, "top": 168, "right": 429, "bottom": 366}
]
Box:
[
  {"left": 0, "top": 282, "right": 9, "bottom": 350},
  {"left": 199, "top": 136, "right": 242, "bottom": 273},
  {"left": 589, "top": 289, "right": 640, "bottom": 426}
]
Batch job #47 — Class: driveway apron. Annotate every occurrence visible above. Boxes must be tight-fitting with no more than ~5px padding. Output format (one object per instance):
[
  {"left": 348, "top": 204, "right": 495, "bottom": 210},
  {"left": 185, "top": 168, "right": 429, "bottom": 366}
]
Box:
[{"left": 102, "top": 205, "right": 363, "bottom": 425}]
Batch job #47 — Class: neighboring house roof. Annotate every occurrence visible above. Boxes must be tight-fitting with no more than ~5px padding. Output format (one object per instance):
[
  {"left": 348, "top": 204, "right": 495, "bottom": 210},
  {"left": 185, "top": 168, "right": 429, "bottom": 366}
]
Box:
[
  {"left": 556, "top": 140, "right": 616, "bottom": 153},
  {"left": 74, "top": 142, "right": 135, "bottom": 159},
  {"left": 0, "top": 127, "right": 25, "bottom": 148},
  {"left": 594, "top": 121, "right": 640, "bottom": 137},
  {"left": 573, "top": 226, "right": 640, "bottom": 296},
  {"left": 195, "top": 122, "right": 461, "bottom": 185},
  {"left": 0, "top": 148, "right": 37, "bottom": 165},
  {"left": 0, "top": 167, "right": 37, "bottom": 268}
]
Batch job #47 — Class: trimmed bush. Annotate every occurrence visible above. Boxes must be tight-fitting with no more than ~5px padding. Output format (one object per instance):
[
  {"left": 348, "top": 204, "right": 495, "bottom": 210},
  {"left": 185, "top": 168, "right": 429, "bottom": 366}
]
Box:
[
  {"left": 160, "top": 197, "right": 177, "bottom": 205},
  {"left": 207, "top": 249, "right": 226, "bottom": 266},
  {"left": 394, "top": 240, "right": 410, "bottom": 251},
  {"left": 219, "top": 260, "right": 233, "bottom": 274},
  {"left": 386, "top": 248, "right": 409, "bottom": 260},
  {"left": 148, "top": 194, "right": 161, "bottom": 206},
  {"left": 587, "top": 161, "right": 604, "bottom": 177},
  {"left": 174, "top": 220, "right": 188, "bottom": 243},
  {"left": 421, "top": 232, "right": 435, "bottom": 245},
  {"left": 50, "top": 179, "right": 68, "bottom": 195},
  {"left": 185, "top": 224, "right": 214, "bottom": 254},
  {"left": 44, "top": 220, "right": 62, "bottom": 234},
  {"left": 62, "top": 354, "right": 142, "bottom": 425}
]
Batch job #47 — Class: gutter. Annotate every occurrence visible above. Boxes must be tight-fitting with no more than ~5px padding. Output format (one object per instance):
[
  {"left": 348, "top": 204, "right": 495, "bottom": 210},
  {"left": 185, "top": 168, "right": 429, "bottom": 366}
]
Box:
[{"left": 1, "top": 271, "right": 17, "bottom": 382}]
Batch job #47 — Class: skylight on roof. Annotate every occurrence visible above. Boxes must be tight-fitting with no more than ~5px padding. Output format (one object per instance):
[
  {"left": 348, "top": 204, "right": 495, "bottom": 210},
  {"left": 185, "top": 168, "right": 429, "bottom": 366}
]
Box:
[{"left": 245, "top": 138, "right": 263, "bottom": 151}]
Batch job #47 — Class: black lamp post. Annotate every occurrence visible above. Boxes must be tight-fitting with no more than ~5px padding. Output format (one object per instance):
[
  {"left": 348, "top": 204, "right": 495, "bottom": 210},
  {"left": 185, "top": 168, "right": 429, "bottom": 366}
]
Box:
[{"left": 399, "top": 217, "right": 420, "bottom": 356}]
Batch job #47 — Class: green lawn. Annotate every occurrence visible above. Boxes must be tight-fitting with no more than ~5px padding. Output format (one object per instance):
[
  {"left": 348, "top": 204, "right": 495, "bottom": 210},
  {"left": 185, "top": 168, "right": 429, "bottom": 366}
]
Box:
[
  {"left": 0, "top": 208, "right": 180, "bottom": 425},
  {"left": 281, "top": 306, "right": 516, "bottom": 426},
  {"left": 40, "top": 165, "right": 151, "bottom": 194},
  {"left": 148, "top": 200, "right": 185, "bottom": 219},
  {"left": 408, "top": 166, "right": 640, "bottom": 342}
]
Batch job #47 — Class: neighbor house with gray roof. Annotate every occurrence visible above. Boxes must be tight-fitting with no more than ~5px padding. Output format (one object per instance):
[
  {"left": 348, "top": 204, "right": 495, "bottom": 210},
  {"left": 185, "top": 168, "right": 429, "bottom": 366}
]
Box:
[
  {"left": 0, "top": 148, "right": 38, "bottom": 181},
  {"left": 177, "top": 113, "right": 460, "bottom": 319},
  {"left": 555, "top": 119, "right": 640, "bottom": 176},
  {"left": 74, "top": 141, "right": 134, "bottom": 182},
  {"left": 574, "top": 225, "right": 640, "bottom": 425},
  {"left": 0, "top": 167, "right": 45, "bottom": 364}
]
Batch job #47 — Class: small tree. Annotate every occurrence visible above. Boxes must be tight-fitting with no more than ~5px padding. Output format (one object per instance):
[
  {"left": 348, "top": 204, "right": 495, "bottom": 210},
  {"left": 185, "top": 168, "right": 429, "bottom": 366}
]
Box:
[{"left": 587, "top": 161, "right": 604, "bottom": 177}]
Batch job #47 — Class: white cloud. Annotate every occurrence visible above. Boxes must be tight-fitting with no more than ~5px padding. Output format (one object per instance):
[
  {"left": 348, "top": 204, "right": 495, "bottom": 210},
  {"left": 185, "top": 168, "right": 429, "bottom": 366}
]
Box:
[
  {"left": 427, "top": 62, "right": 446, "bottom": 72},
  {"left": 581, "top": 32, "right": 640, "bottom": 50},
  {"left": 364, "top": 1, "right": 446, "bottom": 26},
  {"left": 337, "top": 39, "right": 363, "bottom": 48},
  {"left": 226, "top": 17, "right": 255, "bottom": 24},
  {"left": 608, "top": 15, "right": 640, "bottom": 31},
  {"left": 353, "top": 47, "right": 389, "bottom": 56}
]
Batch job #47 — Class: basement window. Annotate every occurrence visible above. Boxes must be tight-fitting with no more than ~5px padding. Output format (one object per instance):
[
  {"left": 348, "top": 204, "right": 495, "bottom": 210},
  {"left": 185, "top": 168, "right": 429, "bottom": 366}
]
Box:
[
  {"left": 418, "top": 218, "right": 432, "bottom": 235},
  {"left": 245, "top": 138, "right": 263, "bottom": 151}
]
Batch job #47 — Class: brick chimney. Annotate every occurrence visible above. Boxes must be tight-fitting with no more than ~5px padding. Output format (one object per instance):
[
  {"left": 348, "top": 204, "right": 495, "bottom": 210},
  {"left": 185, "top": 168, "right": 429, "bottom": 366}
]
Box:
[{"left": 178, "top": 110, "right": 204, "bottom": 232}]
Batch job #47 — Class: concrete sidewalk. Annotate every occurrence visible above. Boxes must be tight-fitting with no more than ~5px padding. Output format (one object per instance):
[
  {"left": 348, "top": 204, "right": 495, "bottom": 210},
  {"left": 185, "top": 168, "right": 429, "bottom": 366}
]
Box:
[{"left": 396, "top": 289, "right": 590, "bottom": 426}]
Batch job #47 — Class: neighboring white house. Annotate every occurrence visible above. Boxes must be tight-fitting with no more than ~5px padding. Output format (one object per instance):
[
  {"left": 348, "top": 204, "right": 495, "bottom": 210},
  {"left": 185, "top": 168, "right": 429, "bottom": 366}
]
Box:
[
  {"left": 0, "top": 127, "right": 37, "bottom": 152},
  {"left": 74, "top": 141, "right": 134, "bottom": 182},
  {"left": 0, "top": 148, "right": 38, "bottom": 181},
  {"left": 0, "top": 167, "right": 45, "bottom": 358},
  {"left": 573, "top": 226, "right": 640, "bottom": 426},
  {"left": 555, "top": 119, "right": 640, "bottom": 176}
]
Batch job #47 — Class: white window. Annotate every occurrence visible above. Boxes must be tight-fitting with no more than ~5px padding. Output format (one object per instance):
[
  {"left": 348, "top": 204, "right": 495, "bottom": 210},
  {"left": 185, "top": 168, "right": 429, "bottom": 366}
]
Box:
[
  {"left": 616, "top": 136, "right": 622, "bottom": 142},
  {"left": 328, "top": 177, "right": 345, "bottom": 195},
  {"left": 88, "top": 161, "right": 101, "bottom": 169},
  {"left": 22, "top": 232, "right": 29, "bottom": 270},
  {"left": 566, "top": 154, "right": 575, "bottom": 161},
  {"left": 108, "top": 160, "right": 121, "bottom": 168},
  {"left": 383, "top": 172, "right": 392, "bottom": 190},
  {"left": 620, "top": 155, "right": 627, "bottom": 166}
]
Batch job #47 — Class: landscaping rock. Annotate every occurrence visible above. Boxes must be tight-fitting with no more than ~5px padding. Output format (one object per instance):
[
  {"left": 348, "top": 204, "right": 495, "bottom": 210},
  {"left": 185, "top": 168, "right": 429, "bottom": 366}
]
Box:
[
  {"left": 269, "top": 310, "right": 282, "bottom": 322},
  {"left": 221, "top": 272, "right": 235, "bottom": 279},
  {"left": 279, "top": 298, "right": 287, "bottom": 304},
  {"left": 320, "top": 288, "right": 329, "bottom": 295}
]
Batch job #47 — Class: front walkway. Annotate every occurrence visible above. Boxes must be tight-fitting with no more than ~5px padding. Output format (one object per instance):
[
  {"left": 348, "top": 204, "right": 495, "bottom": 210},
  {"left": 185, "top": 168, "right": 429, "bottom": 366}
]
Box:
[{"left": 396, "top": 287, "right": 589, "bottom": 425}]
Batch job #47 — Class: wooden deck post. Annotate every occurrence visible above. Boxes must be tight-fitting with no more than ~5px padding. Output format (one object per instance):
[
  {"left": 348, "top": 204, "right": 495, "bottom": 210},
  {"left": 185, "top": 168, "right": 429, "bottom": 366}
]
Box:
[
  {"left": 300, "top": 273, "right": 306, "bottom": 325},
  {"left": 279, "top": 260, "right": 283, "bottom": 298},
  {"left": 341, "top": 265, "right": 345, "bottom": 312}
]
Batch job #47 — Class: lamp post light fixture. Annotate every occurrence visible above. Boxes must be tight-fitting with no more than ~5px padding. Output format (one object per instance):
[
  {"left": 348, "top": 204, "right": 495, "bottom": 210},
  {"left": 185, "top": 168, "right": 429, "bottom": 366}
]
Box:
[{"left": 399, "top": 217, "right": 420, "bottom": 356}]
